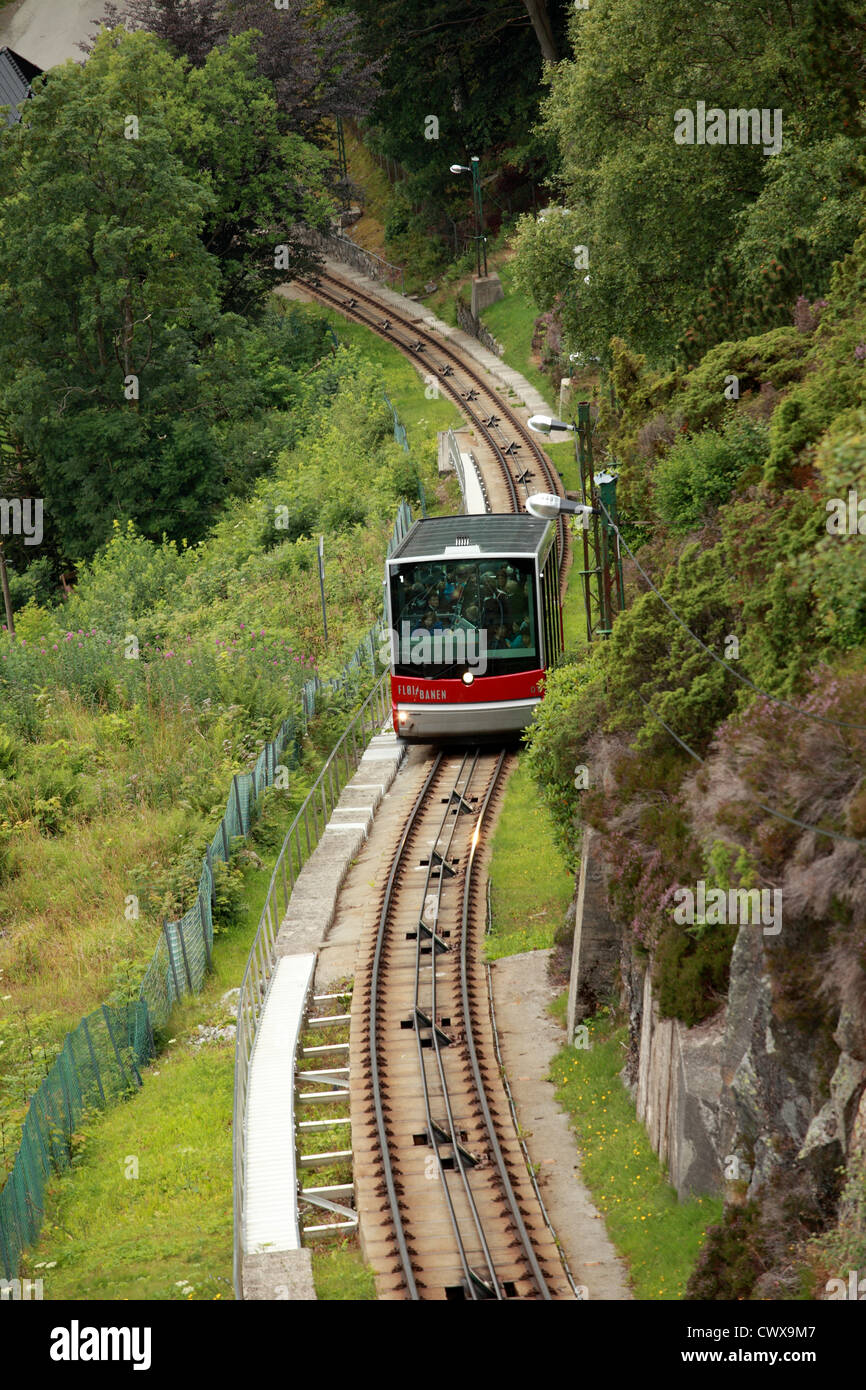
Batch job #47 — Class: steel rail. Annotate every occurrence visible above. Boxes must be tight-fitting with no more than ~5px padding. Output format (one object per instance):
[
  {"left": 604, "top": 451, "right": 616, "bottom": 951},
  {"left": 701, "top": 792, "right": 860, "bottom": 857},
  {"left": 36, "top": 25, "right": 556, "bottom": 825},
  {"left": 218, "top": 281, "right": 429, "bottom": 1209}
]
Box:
[
  {"left": 304, "top": 274, "right": 519, "bottom": 513},
  {"left": 306, "top": 269, "right": 569, "bottom": 579},
  {"left": 368, "top": 751, "right": 443, "bottom": 1298},
  {"left": 408, "top": 752, "right": 495, "bottom": 1298},
  {"left": 410, "top": 756, "right": 478, "bottom": 1298},
  {"left": 414, "top": 751, "right": 505, "bottom": 1299},
  {"left": 460, "top": 747, "right": 553, "bottom": 1299}
]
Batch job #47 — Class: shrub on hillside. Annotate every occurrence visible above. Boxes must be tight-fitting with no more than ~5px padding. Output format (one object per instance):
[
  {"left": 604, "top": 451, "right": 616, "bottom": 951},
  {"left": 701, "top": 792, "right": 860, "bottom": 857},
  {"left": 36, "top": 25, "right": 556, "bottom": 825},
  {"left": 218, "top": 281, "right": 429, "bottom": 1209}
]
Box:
[
  {"left": 810, "top": 416, "right": 866, "bottom": 649},
  {"left": 652, "top": 414, "right": 769, "bottom": 533},
  {"left": 685, "top": 1203, "right": 769, "bottom": 1300}
]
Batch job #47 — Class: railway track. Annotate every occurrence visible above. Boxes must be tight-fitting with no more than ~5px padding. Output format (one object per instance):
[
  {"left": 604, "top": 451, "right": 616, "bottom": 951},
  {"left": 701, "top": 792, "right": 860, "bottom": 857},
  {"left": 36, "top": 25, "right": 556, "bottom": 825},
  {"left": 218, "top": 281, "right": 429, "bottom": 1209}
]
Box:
[
  {"left": 350, "top": 749, "right": 574, "bottom": 1300},
  {"left": 306, "top": 262, "right": 576, "bottom": 1299},
  {"left": 299, "top": 268, "right": 569, "bottom": 581}
]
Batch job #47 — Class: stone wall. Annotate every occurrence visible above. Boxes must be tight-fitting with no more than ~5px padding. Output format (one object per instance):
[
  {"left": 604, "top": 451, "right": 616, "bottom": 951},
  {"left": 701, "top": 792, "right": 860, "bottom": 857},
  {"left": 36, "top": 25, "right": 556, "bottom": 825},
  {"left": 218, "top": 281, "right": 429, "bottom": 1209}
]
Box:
[
  {"left": 623, "top": 958, "right": 724, "bottom": 1201},
  {"left": 568, "top": 830, "right": 724, "bottom": 1200},
  {"left": 455, "top": 296, "right": 504, "bottom": 358},
  {"left": 568, "top": 837, "right": 866, "bottom": 1269}
]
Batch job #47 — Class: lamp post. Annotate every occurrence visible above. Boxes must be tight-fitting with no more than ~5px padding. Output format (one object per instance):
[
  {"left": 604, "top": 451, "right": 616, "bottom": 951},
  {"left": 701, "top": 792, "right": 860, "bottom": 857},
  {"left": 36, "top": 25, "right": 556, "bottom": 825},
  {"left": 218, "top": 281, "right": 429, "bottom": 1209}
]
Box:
[
  {"left": 449, "top": 156, "right": 488, "bottom": 278},
  {"left": 335, "top": 115, "right": 349, "bottom": 213},
  {"left": 527, "top": 411, "right": 623, "bottom": 642}
]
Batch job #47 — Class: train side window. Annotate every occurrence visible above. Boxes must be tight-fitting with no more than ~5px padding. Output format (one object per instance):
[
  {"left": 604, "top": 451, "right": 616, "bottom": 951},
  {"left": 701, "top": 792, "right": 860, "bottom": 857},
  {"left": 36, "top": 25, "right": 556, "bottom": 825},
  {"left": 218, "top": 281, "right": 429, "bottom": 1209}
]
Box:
[
  {"left": 539, "top": 566, "right": 549, "bottom": 665},
  {"left": 551, "top": 568, "right": 561, "bottom": 660},
  {"left": 540, "top": 564, "right": 560, "bottom": 666},
  {"left": 549, "top": 566, "right": 561, "bottom": 661}
]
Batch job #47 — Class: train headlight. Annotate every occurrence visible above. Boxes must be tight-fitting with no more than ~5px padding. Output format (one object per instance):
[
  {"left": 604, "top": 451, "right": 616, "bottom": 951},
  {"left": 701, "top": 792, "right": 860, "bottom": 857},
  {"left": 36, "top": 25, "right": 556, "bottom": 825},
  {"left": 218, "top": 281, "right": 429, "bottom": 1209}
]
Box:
[{"left": 462, "top": 670, "right": 474, "bottom": 686}]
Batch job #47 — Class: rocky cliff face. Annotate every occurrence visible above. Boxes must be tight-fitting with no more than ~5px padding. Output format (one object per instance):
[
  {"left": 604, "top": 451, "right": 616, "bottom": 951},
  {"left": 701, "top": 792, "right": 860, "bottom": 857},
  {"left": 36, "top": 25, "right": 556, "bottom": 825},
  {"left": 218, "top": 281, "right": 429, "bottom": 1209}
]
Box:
[
  {"left": 625, "top": 929, "right": 866, "bottom": 1295},
  {"left": 573, "top": 843, "right": 866, "bottom": 1293}
]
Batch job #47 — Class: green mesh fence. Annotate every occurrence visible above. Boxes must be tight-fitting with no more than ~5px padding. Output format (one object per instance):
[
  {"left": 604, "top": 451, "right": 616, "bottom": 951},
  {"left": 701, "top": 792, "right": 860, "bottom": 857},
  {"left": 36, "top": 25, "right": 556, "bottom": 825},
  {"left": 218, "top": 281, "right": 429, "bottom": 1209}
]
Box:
[
  {"left": 0, "top": 1002, "right": 150, "bottom": 1278},
  {"left": 0, "top": 502, "right": 414, "bottom": 1279}
]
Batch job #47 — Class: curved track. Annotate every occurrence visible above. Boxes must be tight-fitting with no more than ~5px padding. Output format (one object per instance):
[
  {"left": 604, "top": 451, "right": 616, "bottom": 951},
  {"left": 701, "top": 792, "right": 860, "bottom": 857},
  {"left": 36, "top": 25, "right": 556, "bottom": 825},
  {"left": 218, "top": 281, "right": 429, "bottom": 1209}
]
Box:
[{"left": 300, "top": 268, "right": 569, "bottom": 580}]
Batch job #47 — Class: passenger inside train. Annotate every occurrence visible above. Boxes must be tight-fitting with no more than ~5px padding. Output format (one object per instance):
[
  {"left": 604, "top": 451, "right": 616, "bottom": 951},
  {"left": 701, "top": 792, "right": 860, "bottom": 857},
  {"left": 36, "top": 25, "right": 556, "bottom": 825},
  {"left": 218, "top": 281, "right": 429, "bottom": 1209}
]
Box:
[{"left": 391, "top": 558, "right": 536, "bottom": 658}]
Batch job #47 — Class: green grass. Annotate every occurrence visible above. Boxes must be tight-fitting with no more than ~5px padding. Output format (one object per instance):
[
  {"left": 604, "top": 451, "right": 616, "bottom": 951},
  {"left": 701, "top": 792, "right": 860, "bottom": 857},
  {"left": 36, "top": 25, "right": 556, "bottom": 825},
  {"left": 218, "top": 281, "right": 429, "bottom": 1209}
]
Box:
[
  {"left": 293, "top": 300, "right": 463, "bottom": 506},
  {"left": 18, "top": 765, "right": 374, "bottom": 1299},
  {"left": 485, "top": 756, "right": 573, "bottom": 959},
  {"left": 551, "top": 1013, "right": 723, "bottom": 1300},
  {"left": 310, "top": 1241, "right": 376, "bottom": 1300},
  {"left": 23, "top": 1045, "right": 234, "bottom": 1301},
  {"left": 548, "top": 987, "right": 569, "bottom": 1026},
  {"left": 16, "top": 759, "right": 327, "bottom": 1298},
  {"left": 478, "top": 260, "right": 555, "bottom": 405}
]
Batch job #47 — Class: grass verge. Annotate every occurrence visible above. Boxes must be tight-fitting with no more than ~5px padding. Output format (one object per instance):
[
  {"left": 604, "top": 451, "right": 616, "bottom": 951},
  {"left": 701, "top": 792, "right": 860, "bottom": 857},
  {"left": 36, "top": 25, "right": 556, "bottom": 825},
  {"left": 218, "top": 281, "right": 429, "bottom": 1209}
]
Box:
[
  {"left": 17, "top": 743, "right": 332, "bottom": 1298},
  {"left": 310, "top": 1239, "right": 376, "bottom": 1300},
  {"left": 485, "top": 756, "right": 573, "bottom": 960},
  {"left": 22, "top": 1039, "right": 234, "bottom": 1301},
  {"left": 294, "top": 299, "right": 463, "bottom": 487},
  {"left": 477, "top": 259, "right": 553, "bottom": 405},
  {"left": 550, "top": 1011, "right": 723, "bottom": 1300}
]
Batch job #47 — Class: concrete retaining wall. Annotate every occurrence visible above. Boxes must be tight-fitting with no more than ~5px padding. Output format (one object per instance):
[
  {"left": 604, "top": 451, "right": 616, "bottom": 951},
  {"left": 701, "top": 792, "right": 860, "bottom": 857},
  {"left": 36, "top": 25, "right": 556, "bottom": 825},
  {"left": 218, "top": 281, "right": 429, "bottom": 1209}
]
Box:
[{"left": 567, "top": 829, "right": 725, "bottom": 1200}]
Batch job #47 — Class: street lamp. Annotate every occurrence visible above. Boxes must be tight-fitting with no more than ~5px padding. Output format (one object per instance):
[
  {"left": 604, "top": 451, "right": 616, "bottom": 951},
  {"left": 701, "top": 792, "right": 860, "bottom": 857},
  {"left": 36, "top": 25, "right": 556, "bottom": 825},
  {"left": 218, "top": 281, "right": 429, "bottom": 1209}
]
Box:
[
  {"left": 526, "top": 492, "right": 595, "bottom": 522},
  {"left": 527, "top": 414, "right": 574, "bottom": 437},
  {"left": 449, "top": 156, "right": 488, "bottom": 278},
  {"left": 527, "top": 408, "right": 624, "bottom": 641}
]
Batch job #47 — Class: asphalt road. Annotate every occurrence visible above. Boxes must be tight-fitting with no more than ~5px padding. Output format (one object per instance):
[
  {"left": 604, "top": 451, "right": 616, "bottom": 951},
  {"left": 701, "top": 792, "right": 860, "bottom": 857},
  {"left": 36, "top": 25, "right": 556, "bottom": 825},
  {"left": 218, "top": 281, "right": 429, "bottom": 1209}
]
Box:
[{"left": 0, "top": 0, "right": 106, "bottom": 68}]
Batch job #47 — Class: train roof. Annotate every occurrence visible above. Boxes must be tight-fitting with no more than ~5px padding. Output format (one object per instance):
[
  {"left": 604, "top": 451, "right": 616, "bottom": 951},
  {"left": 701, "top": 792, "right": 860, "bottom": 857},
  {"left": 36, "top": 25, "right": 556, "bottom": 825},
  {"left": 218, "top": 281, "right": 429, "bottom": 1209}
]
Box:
[{"left": 388, "top": 514, "right": 554, "bottom": 563}]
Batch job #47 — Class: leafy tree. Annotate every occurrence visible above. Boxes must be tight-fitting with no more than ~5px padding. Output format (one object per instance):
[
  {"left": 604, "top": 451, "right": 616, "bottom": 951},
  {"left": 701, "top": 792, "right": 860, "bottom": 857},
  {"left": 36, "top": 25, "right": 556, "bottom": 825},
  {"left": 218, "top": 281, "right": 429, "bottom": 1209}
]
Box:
[
  {"left": 0, "top": 30, "right": 223, "bottom": 556},
  {"left": 515, "top": 0, "right": 866, "bottom": 364},
  {"left": 730, "top": 138, "right": 864, "bottom": 313},
  {"left": 343, "top": 0, "right": 568, "bottom": 244},
  {"left": 0, "top": 28, "right": 333, "bottom": 560},
  {"left": 169, "top": 34, "right": 333, "bottom": 311},
  {"left": 88, "top": 0, "right": 380, "bottom": 144}
]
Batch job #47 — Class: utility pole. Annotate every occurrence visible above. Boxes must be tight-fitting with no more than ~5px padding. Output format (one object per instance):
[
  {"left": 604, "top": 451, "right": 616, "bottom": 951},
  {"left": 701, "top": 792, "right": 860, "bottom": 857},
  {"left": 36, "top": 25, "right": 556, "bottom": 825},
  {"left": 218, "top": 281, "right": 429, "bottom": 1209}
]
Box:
[
  {"left": 574, "top": 401, "right": 621, "bottom": 640},
  {"left": 470, "top": 156, "right": 488, "bottom": 278},
  {"left": 335, "top": 116, "right": 349, "bottom": 212},
  {"left": 0, "top": 542, "right": 14, "bottom": 638},
  {"left": 527, "top": 407, "right": 624, "bottom": 643},
  {"left": 317, "top": 535, "right": 328, "bottom": 645}
]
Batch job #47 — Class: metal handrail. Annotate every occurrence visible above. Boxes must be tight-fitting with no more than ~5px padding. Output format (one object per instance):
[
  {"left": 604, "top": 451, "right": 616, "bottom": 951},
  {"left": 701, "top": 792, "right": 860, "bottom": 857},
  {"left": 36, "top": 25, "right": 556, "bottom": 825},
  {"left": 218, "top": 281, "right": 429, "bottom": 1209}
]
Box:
[{"left": 232, "top": 670, "right": 391, "bottom": 1298}]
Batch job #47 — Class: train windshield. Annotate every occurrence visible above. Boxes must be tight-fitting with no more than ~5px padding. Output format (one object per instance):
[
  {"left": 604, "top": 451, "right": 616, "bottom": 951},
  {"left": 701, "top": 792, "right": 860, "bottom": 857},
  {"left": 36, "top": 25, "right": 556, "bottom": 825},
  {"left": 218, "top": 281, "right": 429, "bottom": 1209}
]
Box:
[{"left": 389, "top": 557, "right": 538, "bottom": 678}]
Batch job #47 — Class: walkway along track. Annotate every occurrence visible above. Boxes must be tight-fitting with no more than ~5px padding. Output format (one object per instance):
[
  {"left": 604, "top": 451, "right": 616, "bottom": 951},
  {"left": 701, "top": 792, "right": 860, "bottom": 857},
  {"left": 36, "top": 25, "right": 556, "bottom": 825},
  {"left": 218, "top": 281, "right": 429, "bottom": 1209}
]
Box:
[
  {"left": 350, "top": 750, "right": 573, "bottom": 1300},
  {"left": 298, "top": 268, "right": 569, "bottom": 584}
]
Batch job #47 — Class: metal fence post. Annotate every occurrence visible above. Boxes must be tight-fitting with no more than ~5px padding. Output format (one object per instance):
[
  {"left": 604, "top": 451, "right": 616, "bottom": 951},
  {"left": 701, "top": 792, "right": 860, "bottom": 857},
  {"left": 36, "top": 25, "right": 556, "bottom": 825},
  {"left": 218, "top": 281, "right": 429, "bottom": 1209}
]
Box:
[
  {"left": 177, "top": 920, "right": 194, "bottom": 992},
  {"left": 163, "top": 921, "right": 182, "bottom": 1003},
  {"left": 232, "top": 774, "right": 244, "bottom": 836},
  {"left": 205, "top": 845, "right": 216, "bottom": 907},
  {"left": 200, "top": 891, "right": 212, "bottom": 970},
  {"left": 80, "top": 1017, "right": 106, "bottom": 1107}
]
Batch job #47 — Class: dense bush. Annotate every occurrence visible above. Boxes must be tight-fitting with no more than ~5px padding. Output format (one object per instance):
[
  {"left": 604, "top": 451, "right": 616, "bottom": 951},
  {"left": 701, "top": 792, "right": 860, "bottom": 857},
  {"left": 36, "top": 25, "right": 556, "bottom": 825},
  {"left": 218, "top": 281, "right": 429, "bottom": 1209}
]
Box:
[
  {"left": 685, "top": 1203, "right": 769, "bottom": 1300},
  {"left": 652, "top": 414, "right": 770, "bottom": 533}
]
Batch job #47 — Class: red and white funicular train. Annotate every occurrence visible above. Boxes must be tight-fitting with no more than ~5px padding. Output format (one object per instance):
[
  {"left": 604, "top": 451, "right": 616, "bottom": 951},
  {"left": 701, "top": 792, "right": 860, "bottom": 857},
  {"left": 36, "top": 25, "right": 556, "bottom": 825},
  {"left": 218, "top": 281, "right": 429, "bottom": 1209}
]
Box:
[{"left": 386, "top": 514, "right": 563, "bottom": 742}]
